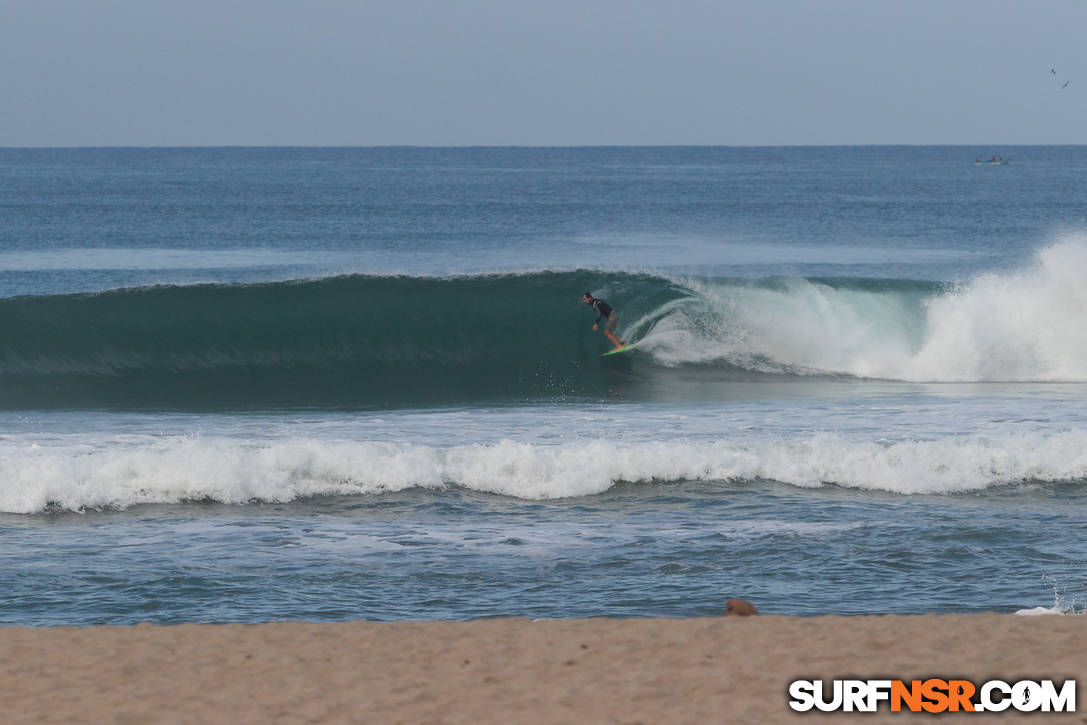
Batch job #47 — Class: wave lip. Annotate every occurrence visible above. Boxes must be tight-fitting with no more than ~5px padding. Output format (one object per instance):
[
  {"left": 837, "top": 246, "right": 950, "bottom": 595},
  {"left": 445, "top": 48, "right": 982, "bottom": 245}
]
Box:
[{"left": 7, "top": 430, "right": 1087, "bottom": 514}]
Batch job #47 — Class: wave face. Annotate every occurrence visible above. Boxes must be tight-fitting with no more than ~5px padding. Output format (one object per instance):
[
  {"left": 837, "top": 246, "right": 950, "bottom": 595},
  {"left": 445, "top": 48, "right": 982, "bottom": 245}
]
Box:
[
  {"left": 7, "top": 431, "right": 1087, "bottom": 513},
  {"left": 0, "top": 271, "right": 688, "bottom": 409},
  {"left": 5, "top": 241, "right": 1087, "bottom": 409}
]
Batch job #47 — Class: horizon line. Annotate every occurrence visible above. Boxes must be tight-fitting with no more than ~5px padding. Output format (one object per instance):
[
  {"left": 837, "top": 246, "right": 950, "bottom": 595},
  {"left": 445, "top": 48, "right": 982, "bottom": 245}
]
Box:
[{"left": 1, "top": 142, "right": 1083, "bottom": 151}]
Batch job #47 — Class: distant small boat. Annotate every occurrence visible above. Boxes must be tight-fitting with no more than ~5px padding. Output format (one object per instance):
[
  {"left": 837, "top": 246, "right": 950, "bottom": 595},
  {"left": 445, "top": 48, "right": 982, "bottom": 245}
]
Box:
[{"left": 975, "top": 155, "right": 1009, "bottom": 166}]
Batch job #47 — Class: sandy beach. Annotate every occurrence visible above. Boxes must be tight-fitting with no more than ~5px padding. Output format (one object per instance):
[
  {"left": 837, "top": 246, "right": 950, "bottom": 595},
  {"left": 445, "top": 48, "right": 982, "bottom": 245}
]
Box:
[{"left": 2, "top": 614, "right": 1083, "bottom": 724}]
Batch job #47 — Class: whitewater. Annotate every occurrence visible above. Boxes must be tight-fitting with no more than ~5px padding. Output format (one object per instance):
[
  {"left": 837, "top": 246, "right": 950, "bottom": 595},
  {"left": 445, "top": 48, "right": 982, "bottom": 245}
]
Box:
[
  {"left": 2, "top": 145, "right": 1087, "bottom": 624},
  {"left": 7, "top": 428, "right": 1087, "bottom": 514},
  {"left": 639, "top": 239, "right": 1087, "bottom": 382}
]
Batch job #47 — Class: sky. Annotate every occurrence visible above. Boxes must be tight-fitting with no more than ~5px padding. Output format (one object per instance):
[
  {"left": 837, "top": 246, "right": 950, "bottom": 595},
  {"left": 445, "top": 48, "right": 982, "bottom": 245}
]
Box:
[{"left": 1, "top": 0, "right": 1084, "bottom": 146}]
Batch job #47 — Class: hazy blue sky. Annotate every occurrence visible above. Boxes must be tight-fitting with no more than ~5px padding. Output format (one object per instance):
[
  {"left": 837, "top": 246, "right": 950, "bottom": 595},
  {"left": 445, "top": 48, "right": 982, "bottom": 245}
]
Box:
[{"left": 2, "top": 0, "right": 1084, "bottom": 146}]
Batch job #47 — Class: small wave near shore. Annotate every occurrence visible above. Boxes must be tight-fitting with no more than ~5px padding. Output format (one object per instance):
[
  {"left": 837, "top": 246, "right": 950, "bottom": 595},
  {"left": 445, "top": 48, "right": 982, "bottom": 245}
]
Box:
[{"left": 7, "top": 429, "right": 1087, "bottom": 513}]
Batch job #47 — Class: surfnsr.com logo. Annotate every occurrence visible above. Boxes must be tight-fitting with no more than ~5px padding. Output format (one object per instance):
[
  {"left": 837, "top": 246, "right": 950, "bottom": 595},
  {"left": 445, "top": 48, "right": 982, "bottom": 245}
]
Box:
[{"left": 789, "top": 679, "right": 1076, "bottom": 713}]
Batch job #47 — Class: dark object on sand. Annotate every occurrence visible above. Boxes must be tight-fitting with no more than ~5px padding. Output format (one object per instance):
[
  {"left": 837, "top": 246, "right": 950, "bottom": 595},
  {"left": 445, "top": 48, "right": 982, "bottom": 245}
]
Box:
[{"left": 724, "top": 599, "right": 759, "bottom": 617}]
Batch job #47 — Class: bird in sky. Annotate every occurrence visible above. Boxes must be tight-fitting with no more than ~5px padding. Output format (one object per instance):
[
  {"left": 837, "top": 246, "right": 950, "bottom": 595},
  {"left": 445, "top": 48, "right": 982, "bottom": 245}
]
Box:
[
  {"left": 1051, "top": 68, "right": 1057, "bottom": 74},
  {"left": 1062, "top": 80, "right": 1070, "bottom": 89}
]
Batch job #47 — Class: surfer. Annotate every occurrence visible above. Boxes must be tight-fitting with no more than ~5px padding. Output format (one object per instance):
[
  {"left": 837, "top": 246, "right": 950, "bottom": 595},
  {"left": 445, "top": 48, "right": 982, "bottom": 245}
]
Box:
[{"left": 582, "top": 292, "right": 624, "bottom": 351}]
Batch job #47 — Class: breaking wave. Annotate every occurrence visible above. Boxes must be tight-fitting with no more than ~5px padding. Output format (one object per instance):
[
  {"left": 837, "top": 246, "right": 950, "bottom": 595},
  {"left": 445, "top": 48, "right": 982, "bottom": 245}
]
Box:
[
  {"left": 3, "top": 240, "right": 1087, "bottom": 409},
  {"left": 6, "top": 430, "right": 1087, "bottom": 513}
]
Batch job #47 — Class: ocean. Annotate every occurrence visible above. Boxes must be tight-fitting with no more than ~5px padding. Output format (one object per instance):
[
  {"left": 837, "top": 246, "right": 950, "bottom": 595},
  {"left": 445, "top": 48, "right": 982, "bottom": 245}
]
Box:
[{"left": 2, "top": 145, "right": 1086, "bottom": 625}]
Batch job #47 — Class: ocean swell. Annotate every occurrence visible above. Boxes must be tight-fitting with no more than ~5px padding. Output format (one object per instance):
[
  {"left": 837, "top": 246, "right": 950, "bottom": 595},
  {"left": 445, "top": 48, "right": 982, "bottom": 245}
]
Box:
[{"left": 0, "top": 271, "right": 686, "bottom": 409}]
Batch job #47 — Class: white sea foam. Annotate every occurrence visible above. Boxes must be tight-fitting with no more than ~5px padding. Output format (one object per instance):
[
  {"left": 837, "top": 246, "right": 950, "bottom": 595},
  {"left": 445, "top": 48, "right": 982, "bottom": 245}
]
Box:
[
  {"left": 4, "top": 429, "right": 1087, "bottom": 513},
  {"left": 640, "top": 237, "right": 1087, "bottom": 382},
  {"left": 1013, "top": 606, "right": 1067, "bottom": 616},
  {"left": 1015, "top": 576, "right": 1083, "bottom": 616}
]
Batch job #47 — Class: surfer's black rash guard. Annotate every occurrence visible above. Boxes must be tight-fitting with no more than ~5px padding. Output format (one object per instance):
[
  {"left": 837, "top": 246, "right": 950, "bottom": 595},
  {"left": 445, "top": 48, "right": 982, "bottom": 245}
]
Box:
[{"left": 590, "top": 298, "right": 613, "bottom": 324}]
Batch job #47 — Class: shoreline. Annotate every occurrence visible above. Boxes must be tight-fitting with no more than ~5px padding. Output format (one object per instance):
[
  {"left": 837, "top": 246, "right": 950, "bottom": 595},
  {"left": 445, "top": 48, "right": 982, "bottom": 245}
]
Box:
[{"left": 2, "top": 614, "right": 1083, "bottom": 724}]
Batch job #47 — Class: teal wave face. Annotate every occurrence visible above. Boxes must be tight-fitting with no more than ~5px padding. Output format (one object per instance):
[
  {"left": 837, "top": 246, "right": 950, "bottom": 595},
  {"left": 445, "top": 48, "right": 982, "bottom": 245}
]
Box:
[{"left": 0, "top": 272, "right": 692, "bottom": 410}]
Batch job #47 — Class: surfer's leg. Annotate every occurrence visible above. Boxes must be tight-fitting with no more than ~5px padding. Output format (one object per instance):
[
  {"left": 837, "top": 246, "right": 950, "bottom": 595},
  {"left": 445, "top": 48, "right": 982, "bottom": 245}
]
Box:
[{"left": 605, "top": 314, "right": 623, "bottom": 349}]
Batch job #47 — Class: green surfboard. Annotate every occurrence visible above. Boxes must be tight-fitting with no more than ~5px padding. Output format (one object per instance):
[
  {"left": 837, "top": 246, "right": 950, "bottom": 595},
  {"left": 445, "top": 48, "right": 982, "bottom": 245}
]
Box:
[{"left": 601, "top": 345, "right": 632, "bottom": 357}]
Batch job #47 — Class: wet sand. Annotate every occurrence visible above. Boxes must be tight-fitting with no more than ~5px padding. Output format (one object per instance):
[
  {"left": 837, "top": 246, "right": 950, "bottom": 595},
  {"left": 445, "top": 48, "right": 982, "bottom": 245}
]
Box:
[{"left": 1, "top": 614, "right": 1083, "bottom": 724}]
